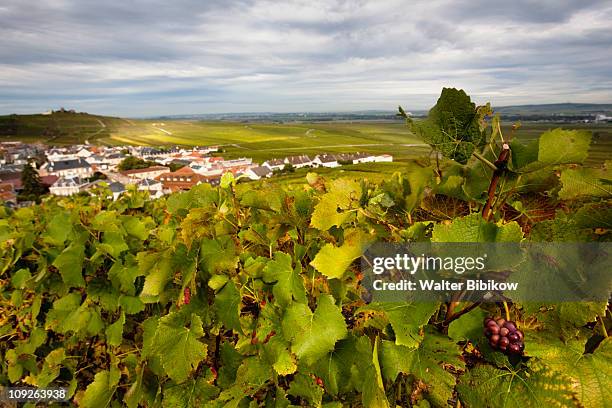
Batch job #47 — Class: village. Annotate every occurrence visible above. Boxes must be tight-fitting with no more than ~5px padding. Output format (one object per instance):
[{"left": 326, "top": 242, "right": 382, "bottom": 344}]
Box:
[{"left": 0, "top": 141, "right": 392, "bottom": 204}]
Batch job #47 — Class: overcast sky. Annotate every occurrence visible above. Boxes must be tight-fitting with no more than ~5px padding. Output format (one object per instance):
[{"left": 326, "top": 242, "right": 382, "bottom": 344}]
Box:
[{"left": 1, "top": 0, "right": 611, "bottom": 116}]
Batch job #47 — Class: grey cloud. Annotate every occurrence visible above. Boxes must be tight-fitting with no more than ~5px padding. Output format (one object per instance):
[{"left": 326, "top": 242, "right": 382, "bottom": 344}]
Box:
[{"left": 0, "top": 0, "right": 611, "bottom": 116}]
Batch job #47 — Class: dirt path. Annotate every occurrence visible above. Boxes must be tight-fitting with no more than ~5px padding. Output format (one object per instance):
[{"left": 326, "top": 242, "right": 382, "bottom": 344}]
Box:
[{"left": 152, "top": 125, "right": 172, "bottom": 135}]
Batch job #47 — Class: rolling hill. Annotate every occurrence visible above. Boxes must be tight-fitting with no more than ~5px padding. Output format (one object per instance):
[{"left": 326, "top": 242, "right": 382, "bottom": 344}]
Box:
[
  {"left": 494, "top": 103, "right": 612, "bottom": 116},
  {"left": 0, "top": 110, "right": 129, "bottom": 144}
]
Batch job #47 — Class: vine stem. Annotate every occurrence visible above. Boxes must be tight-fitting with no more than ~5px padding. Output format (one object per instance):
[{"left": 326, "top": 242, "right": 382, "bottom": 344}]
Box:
[
  {"left": 599, "top": 315, "right": 608, "bottom": 338},
  {"left": 503, "top": 301, "right": 511, "bottom": 321},
  {"left": 482, "top": 144, "right": 511, "bottom": 220},
  {"left": 472, "top": 151, "right": 498, "bottom": 171},
  {"left": 444, "top": 302, "right": 482, "bottom": 326}
]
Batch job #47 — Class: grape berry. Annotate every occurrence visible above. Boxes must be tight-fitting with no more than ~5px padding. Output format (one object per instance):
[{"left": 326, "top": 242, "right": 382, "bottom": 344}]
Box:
[{"left": 483, "top": 317, "right": 524, "bottom": 355}]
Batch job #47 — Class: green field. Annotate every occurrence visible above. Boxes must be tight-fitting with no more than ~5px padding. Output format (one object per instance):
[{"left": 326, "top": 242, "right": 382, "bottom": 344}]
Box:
[
  {"left": 0, "top": 111, "right": 128, "bottom": 144},
  {"left": 107, "top": 120, "right": 612, "bottom": 169},
  {"left": 1, "top": 111, "right": 610, "bottom": 167},
  {"left": 101, "top": 120, "right": 430, "bottom": 162}
]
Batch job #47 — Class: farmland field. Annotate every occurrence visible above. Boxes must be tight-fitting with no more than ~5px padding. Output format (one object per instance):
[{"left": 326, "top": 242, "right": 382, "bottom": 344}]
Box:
[
  {"left": 101, "top": 120, "right": 429, "bottom": 162},
  {"left": 106, "top": 120, "right": 612, "bottom": 166},
  {"left": 1, "top": 111, "right": 610, "bottom": 166}
]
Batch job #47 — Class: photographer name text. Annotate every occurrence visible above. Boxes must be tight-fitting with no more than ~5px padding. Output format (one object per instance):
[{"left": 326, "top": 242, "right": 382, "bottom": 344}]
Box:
[{"left": 371, "top": 279, "right": 518, "bottom": 292}]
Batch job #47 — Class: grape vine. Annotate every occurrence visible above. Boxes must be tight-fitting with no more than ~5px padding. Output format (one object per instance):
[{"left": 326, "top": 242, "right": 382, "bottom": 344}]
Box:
[{"left": 1, "top": 89, "right": 610, "bottom": 407}]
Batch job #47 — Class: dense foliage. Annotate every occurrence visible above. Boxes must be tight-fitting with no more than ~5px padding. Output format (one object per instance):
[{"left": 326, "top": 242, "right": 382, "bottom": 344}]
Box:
[
  {"left": 1, "top": 91, "right": 611, "bottom": 407},
  {"left": 117, "top": 157, "right": 158, "bottom": 172},
  {"left": 18, "top": 163, "right": 47, "bottom": 203}
]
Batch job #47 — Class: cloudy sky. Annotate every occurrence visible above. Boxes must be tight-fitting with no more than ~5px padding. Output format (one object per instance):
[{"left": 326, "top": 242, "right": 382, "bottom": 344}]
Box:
[{"left": 1, "top": 0, "right": 611, "bottom": 116}]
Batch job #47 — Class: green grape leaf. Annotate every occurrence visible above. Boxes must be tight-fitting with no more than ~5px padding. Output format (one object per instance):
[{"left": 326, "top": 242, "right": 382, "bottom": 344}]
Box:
[
  {"left": 125, "top": 364, "right": 157, "bottom": 408},
  {"left": 571, "top": 338, "right": 611, "bottom": 408},
  {"left": 45, "top": 293, "right": 104, "bottom": 337},
  {"left": 432, "top": 213, "right": 523, "bottom": 242},
  {"left": 310, "top": 228, "right": 373, "bottom": 279},
  {"left": 119, "top": 295, "right": 145, "bottom": 314},
  {"left": 282, "top": 295, "right": 347, "bottom": 366},
  {"left": 457, "top": 361, "right": 578, "bottom": 408},
  {"left": 138, "top": 250, "right": 173, "bottom": 301},
  {"left": 92, "top": 210, "right": 122, "bottom": 232},
  {"left": 379, "top": 327, "right": 464, "bottom": 406},
  {"left": 311, "top": 336, "right": 361, "bottom": 396},
  {"left": 405, "top": 165, "right": 434, "bottom": 212},
  {"left": 99, "top": 231, "right": 129, "bottom": 258},
  {"left": 150, "top": 313, "right": 208, "bottom": 383},
  {"left": 447, "top": 306, "right": 488, "bottom": 342},
  {"left": 166, "top": 183, "right": 218, "bottom": 214},
  {"left": 262, "top": 252, "right": 306, "bottom": 307},
  {"left": 240, "top": 188, "right": 284, "bottom": 212},
  {"left": 409, "top": 88, "right": 486, "bottom": 164},
  {"left": 14, "top": 327, "right": 46, "bottom": 355},
  {"left": 52, "top": 243, "right": 85, "bottom": 287},
  {"left": 510, "top": 138, "right": 539, "bottom": 170},
  {"left": 81, "top": 366, "right": 121, "bottom": 408},
  {"left": 359, "top": 302, "right": 439, "bottom": 348},
  {"left": 141, "top": 316, "right": 159, "bottom": 359},
  {"left": 200, "top": 236, "right": 239, "bottom": 274},
  {"left": 42, "top": 212, "right": 71, "bottom": 246},
  {"left": 538, "top": 128, "right": 591, "bottom": 165},
  {"left": 526, "top": 331, "right": 611, "bottom": 407},
  {"left": 529, "top": 213, "right": 592, "bottom": 242},
  {"left": 162, "top": 378, "right": 219, "bottom": 408},
  {"left": 217, "top": 342, "right": 244, "bottom": 389},
  {"left": 122, "top": 216, "right": 150, "bottom": 240},
  {"left": 105, "top": 311, "right": 125, "bottom": 347},
  {"left": 35, "top": 348, "right": 65, "bottom": 387},
  {"left": 217, "top": 357, "right": 273, "bottom": 404},
  {"left": 214, "top": 280, "right": 243, "bottom": 333},
  {"left": 310, "top": 178, "right": 361, "bottom": 230},
  {"left": 362, "top": 337, "right": 390, "bottom": 408},
  {"left": 512, "top": 129, "right": 592, "bottom": 173},
  {"left": 108, "top": 257, "right": 142, "bottom": 295},
  {"left": 558, "top": 167, "right": 612, "bottom": 200},
  {"left": 11, "top": 268, "right": 31, "bottom": 289},
  {"left": 262, "top": 335, "right": 297, "bottom": 376},
  {"left": 288, "top": 373, "right": 324, "bottom": 407},
  {"left": 573, "top": 202, "right": 612, "bottom": 229}
]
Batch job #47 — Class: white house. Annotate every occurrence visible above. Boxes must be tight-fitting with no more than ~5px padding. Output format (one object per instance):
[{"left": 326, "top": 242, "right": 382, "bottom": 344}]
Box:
[
  {"left": 372, "top": 154, "right": 393, "bottom": 163},
  {"left": 46, "top": 148, "right": 72, "bottom": 162},
  {"left": 285, "top": 155, "right": 313, "bottom": 169},
  {"left": 190, "top": 165, "right": 224, "bottom": 178},
  {"left": 104, "top": 153, "right": 125, "bottom": 168},
  {"left": 313, "top": 154, "right": 340, "bottom": 168},
  {"left": 262, "top": 158, "right": 286, "bottom": 171},
  {"left": 49, "top": 177, "right": 90, "bottom": 196},
  {"left": 41, "top": 159, "right": 93, "bottom": 178},
  {"left": 222, "top": 158, "right": 253, "bottom": 168},
  {"left": 107, "top": 182, "right": 126, "bottom": 200},
  {"left": 347, "top": 152, "right": 371, "bottom": 164},
  {"left": 76, "top": 147, "right": 93, "bottom": 158},
  {"left": 137, "top": 178, "right": 165, "bottom": 199},
  {"left": 244, "top": 166, "right": 273, "bottom": 180}
]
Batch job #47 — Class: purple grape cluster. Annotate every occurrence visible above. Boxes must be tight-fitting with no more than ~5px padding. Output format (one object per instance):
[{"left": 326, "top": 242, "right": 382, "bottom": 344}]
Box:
[{"left": 484, "top": 317, "right": 524, "bottom": 355}]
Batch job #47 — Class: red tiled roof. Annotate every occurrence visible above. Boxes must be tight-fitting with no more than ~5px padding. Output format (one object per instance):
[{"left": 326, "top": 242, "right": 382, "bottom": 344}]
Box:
[
  {"left": 41, "top": 175, "right": 59, "bottom": 187},
  {"left": 171, "top": 166, "right": 197, "bottom": 175},
  {"left": 0, "top": 183, "right": 14, "bottom": 192}
]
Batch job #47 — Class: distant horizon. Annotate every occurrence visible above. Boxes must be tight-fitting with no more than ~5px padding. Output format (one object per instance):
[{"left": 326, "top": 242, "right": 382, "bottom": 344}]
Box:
[{"left": 3, "top": 101, "right": 612, "bottom": 119}]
